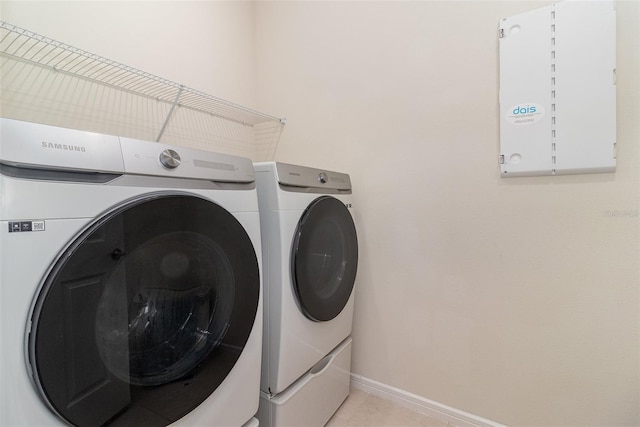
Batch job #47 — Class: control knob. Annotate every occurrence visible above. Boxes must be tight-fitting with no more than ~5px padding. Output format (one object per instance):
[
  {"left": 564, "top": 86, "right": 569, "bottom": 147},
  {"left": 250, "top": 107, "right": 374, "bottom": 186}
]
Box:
[
  {"left": 318, "top": 172, "right": 328, "bottom": 184},
  {"left": 159, "top": 149, "right": 181, "bottom": 169}
]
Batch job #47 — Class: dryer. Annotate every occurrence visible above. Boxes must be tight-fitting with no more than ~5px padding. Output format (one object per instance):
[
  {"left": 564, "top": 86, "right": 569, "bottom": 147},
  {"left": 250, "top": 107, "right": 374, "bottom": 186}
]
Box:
[
  {"left": 0, "top": 118, "right": 262, "bottom": 427},
  {"left": 254, "top": 162, "right": 358, "bottom": 427}
]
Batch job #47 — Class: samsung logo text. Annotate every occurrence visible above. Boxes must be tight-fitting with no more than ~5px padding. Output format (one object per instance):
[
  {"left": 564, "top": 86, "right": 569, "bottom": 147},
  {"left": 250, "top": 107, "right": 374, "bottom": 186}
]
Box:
[{"left": 41, "top": 142, "right": 86, "bottom": 152}]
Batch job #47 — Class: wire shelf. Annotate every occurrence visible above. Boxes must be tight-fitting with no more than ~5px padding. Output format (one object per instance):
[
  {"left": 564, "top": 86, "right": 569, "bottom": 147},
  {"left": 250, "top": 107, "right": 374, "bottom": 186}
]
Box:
[{"left": 0, "top": 21, "right": 285, "bottom": 161}]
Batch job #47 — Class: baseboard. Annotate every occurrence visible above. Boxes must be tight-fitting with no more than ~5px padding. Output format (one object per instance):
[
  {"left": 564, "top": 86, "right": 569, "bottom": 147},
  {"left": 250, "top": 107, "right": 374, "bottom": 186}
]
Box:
[{"left": 350, "top": 374, "right": 508, "bottom": 427}]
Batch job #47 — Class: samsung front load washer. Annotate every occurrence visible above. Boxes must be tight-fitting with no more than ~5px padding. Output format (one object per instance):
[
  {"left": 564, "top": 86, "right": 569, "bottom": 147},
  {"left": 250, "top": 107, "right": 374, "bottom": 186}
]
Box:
[
  {"left": 0, "top": 118, "right": 262, "bottom": 427},
  {"left": 254, "top": 162, "right": 358, "bottom": 427}
]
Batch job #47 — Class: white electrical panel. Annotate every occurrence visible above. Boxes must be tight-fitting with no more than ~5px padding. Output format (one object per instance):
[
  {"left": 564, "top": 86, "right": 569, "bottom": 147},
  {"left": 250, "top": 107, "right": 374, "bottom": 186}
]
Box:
[{"left": 499, "top": 0, "right": 616, "bottom": 177}]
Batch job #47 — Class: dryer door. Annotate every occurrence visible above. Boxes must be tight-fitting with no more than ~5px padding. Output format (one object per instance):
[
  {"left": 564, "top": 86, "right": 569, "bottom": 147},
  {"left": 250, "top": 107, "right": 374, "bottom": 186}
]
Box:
[
  {"left": 29, "top": 194, "right": 259, "bottom": 427},
  {"left": 291, "top": 196, "right": 358, "bottom": 322}
]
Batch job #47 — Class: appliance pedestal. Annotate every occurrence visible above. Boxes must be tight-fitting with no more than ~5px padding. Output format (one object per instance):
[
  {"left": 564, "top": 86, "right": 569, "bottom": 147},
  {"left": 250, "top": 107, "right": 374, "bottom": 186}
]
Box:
[{"left": 258, "top": 337, "right": 352, "bottom": 427}]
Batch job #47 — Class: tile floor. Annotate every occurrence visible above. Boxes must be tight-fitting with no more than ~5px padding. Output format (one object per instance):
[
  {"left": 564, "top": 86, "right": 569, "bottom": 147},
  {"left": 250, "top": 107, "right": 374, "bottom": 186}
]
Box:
[{"left": 326, "top": 388, "right": 453, "bottom": 427}]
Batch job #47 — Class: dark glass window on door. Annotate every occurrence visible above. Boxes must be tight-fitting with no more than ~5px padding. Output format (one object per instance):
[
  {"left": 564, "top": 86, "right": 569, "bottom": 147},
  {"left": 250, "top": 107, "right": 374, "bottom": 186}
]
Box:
[
  {"left": 292, "top": 196, "right": 358, "bottom": 322},
  {"left": 29, "top": 194, "right": 259, "bottom": 426}
]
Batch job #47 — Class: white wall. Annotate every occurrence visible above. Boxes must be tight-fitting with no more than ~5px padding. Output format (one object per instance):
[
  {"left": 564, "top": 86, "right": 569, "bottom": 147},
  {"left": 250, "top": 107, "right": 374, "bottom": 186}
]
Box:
[
  {"left": 1, "top": 1, "right": 638, "bottom": 426},
  {"left": 254, "top": 1, "right": 640, "bottom": 426}
]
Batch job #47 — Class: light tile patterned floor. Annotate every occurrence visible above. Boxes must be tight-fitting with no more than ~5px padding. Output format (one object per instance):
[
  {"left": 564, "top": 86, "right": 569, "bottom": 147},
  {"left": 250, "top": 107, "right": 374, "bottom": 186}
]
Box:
[{"left": 326, "top": 388, "right": 452, "bottom": 427}]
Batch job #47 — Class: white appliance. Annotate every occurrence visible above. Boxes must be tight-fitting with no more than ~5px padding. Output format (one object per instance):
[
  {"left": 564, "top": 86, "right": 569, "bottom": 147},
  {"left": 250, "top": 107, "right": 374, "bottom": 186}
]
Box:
[
  {"left": 0, "top": 118, "right": 263, "bottom": 427},
  {"left": 254, "top": 162, "right": 358, "bottom": 427}
]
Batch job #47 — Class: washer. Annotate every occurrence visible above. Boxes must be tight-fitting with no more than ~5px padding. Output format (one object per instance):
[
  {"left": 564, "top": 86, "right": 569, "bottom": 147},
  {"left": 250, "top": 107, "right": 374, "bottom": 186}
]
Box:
[
  {"left": 0, "top": 118, "right": 263, "bottom": 427},
  {"left": 254, "top": 162, "right": 358, "bottom": 427}
]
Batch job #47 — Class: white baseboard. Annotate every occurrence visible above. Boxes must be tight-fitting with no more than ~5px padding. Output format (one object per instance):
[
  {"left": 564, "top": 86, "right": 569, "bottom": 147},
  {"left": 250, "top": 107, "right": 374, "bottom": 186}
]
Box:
[{"left": 350, "top": 374, "right": 509, "bottom": 427}]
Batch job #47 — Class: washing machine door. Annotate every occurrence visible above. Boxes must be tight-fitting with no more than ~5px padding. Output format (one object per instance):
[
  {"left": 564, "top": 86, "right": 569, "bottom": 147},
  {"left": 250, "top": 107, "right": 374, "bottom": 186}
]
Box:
[
  {"left": 29, "top": 193, "right": 259, "bottom": 427},
  {"left": 291, "top": 196, "right": 358, "bottom": 322}
]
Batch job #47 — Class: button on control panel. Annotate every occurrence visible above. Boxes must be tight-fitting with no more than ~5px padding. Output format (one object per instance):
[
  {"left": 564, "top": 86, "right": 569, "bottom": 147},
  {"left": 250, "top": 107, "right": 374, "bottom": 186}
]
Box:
[{"left": 318, "top": 172, "right": 328, "bottom": 184}]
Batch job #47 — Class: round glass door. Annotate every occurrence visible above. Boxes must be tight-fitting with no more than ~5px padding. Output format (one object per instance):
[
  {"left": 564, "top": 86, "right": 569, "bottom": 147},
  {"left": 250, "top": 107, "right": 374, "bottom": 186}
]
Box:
[
  {"left": 29, "top": 193, "right": 259, "bottom": 426},
  {"left": 291, "top": 196, "right": 358, "bottom": 322}
]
